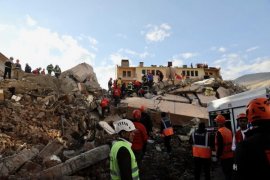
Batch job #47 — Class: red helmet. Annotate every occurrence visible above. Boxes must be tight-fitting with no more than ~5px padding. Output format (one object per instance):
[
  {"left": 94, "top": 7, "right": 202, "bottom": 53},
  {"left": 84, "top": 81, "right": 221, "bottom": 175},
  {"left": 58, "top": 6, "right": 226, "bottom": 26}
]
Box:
[
  {"left": 246, "top": 98, "right": 270, "bottom": 124},
  {"left": 133, "top": 109, "right": 141, "bottom": 120},
  {"left": 140, "top": 105, "right": 145, "bottom": 112},
  {"left": 214, "top": 114, "right": 226, "bottom": 124},
  {"left": 236, "top": 113, "right": 247, "bottom": 121}
]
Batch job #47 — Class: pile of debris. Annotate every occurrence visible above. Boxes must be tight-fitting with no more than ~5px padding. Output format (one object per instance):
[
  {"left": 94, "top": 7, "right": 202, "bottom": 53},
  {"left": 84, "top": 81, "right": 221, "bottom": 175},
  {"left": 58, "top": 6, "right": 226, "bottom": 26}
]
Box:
[{"left": 0, "top": 62, "right": 247, "bottom": 179}]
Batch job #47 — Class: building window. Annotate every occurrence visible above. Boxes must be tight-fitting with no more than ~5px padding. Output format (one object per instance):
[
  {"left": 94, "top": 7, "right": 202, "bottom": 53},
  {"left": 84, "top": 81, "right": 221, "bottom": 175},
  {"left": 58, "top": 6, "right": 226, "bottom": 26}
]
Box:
[
  {"left": 191, "top": 71, "right": 194, "bottom": 77},
  {"left": 142, "top": 69, "right": 146, "bottom": 75},
  {"left": 123, "top": 71, "right": 126, "bottom": 77},
  {"left": 187, "top": 70, "right": 190, "bottom": 76},
  {"left": 127, "top": 71, "right": 131, "bottom": 77},
  {"left": 182, "top": 70, "right": 186, "bottom": 76},
  {"left": 209, "top": 72, "right": 213, "bottom": 75},
  {"left": 151, "top": 70, "right": 155, "bottom": 75},
  {"left": 195, "top": 71, "right": 198, "bottom": 76}
]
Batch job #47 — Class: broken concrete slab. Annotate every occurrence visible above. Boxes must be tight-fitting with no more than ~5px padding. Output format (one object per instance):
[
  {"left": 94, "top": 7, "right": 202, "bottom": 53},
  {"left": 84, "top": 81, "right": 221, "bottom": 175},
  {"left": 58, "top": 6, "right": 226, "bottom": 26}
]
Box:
[
  {"left": 34, "top": 145, "right": 110, "bottom": 179},
  {"left": 217, "top": 86, "right": 231, "bottom": 98},
  {"left": 60, "top": 63, "right": 101, "bottom": 90},
  {"left": 0, "top": 147, "right": 39, "bottom": 176},
  {"left": 37, "top": 140, "right": 64, "bottom": 162},
  {"left": 98, "top": 121, "right": 115, "bottom": 134}
]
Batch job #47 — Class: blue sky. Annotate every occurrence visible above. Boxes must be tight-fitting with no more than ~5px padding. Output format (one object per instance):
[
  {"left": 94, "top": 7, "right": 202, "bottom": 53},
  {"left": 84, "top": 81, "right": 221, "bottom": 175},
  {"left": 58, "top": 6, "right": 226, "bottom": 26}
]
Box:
[{"left": 0, "top": 0, "right": 270, "bottom": 88}]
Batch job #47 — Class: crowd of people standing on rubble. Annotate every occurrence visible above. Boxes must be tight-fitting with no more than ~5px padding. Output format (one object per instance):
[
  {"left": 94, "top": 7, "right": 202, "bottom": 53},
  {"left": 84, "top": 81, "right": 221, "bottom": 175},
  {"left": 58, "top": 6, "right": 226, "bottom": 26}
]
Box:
[
  {"left": 107, "top": 70, "right": 165, "bottom": 106},
  {"left": 2, "top": 56, "right": 61, "bottom": 80}
]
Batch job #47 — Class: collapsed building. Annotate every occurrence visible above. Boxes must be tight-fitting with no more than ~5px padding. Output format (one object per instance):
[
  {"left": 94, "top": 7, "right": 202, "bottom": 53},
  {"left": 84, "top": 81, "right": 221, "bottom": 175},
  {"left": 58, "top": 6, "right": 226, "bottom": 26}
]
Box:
[{"left": 0, "top": 55, "right": 247, "bottom": 179}]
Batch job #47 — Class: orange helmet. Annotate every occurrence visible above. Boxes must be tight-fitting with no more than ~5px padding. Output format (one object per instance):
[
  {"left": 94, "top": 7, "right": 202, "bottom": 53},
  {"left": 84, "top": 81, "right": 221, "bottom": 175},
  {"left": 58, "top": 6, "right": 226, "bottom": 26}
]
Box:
[
  {"left": 133, "top": 109, "right": 141, "bottom": 120},
  {"left": 214, "top": 114, "right": 226, "bottom": 124},
  {"left": 236, "top": 113, "right": 247, "bottom": 121},
  {"left": 246, "top": 98, "right": 270, "bottom": 124}
]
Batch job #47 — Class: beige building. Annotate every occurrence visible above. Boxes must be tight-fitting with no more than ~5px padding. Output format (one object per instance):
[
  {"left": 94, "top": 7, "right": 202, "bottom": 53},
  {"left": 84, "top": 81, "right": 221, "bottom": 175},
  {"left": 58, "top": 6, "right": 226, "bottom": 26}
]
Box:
[{"left": 116, "top": 59, "right": 221, "bottom": 84}]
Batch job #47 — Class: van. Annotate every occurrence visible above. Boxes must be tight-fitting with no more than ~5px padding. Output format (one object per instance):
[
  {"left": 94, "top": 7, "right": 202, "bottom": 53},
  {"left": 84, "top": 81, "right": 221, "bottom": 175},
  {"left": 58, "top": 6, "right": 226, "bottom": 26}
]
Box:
[{"left": 207, "top": 86, "right": 270, "bottom": 134}]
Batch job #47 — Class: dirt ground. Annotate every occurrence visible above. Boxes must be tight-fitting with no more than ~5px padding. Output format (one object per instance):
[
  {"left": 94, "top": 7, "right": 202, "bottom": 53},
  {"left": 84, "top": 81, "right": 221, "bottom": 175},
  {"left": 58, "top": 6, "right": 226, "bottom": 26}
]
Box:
[{"left": 140, "top": 127, "right": 226, "bottom": 180}]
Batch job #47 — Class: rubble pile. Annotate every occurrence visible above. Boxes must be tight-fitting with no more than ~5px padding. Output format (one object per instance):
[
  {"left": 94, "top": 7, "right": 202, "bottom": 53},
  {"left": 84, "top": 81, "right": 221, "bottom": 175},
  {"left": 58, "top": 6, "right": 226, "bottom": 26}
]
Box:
[
  {"left": 0, "top": 61, "right": 249, "bottom": 179},
  {"left": 0, "top": 64, "right": 116, "bottom": 179}
]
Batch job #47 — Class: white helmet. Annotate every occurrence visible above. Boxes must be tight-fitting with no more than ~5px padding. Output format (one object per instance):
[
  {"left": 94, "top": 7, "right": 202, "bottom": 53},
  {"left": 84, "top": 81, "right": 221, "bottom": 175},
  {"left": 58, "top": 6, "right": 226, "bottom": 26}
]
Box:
[{"left": 113, "top": 119, "right": 136, "bottom": 133}]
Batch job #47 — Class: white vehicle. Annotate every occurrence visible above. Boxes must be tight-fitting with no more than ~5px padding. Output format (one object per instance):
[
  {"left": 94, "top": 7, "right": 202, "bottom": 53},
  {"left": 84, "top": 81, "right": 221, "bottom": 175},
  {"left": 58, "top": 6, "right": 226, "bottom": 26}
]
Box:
[{"left": 207, "top": 86, "right": 270, "bottom": 134}]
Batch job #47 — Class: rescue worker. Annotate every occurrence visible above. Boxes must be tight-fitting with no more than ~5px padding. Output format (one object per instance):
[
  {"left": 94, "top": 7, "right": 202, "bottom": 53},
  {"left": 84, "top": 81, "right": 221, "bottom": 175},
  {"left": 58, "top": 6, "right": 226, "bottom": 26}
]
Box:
[
  {"left": 110, "top": 119, "right": 139, "bottom": 180},
  {"left": 147, "top": 71, "right": 153, "bottom": 88},
  {"left": 140, "top": 105, "right": 153, "bottom": 158},
  {"left": 100, "top": 97, "right": 110, "bottom": 118},
  {"left": 157, "top": 70, "right": 164, "bottom": 82},
  {"left": 54, "top": 65, "right": 61, "bottom": 78},
  {"left": 142, "top": 74, "right": 147, "bottom": 85},
  {"left": 46, "top": 64, "right": 54, "bottom": 75},
  {"left": 113, "top": 86, "right": 121, "bottom": 107},
  {"left": 126, "top": 82, "right": 134, "bottom": 97},
  {"left": 117, "top": 77, "right": 122, "bottom": 88},
  {"left": 14, "top": 59, "right": 22, "bottom": 80},
  {"left": 131, "top": 109, "right": 148, "bottom": 169},
  {"left": 24, "top": 63, "right": 32, "bottom": 73},
  {"left": 140, "top": 106, "right": 153, "bottom": 137},
  {"left": 160, "top": 112, "right": 174, "bottom": 153},
  {"left": 214, "top": 114, "right": 233, "bottom": 180},
  {"left": 190, "top": 122, "right": 211, "bottom": 180},
  {"left": 3, "top": 57, "right": 13, "bottom": 79},
  {"left": 41, "top": 68, "right": 46, "bottom": 75},
  {"left": 231, "top": 113, "right": 248, "bottom": 152},
  {"left": 133, "top": 80, "right": 142, "bottom": 94},
  {"left": 32, "top": 67, "right": 41, "bottom": 75},
  {"left": 108, "top": 77, "right": 113, "bottom": 91},
  {"left": 233, "top": 97, "right": 270, "bottom": 180}
]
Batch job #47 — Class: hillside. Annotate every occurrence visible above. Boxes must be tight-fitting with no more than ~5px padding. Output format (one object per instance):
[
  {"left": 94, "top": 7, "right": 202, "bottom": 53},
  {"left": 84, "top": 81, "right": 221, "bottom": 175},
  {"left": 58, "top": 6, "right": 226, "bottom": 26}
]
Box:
[{"left": 233, "top": 72, "right": 270, "bottom": 90}]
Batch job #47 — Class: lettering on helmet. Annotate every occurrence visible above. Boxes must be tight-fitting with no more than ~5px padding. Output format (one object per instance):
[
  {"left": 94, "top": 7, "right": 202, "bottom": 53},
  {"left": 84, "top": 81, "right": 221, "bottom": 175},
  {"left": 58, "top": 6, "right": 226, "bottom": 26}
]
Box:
[{"left": 117, "top": 121, "right": 129, "bottom": 127}]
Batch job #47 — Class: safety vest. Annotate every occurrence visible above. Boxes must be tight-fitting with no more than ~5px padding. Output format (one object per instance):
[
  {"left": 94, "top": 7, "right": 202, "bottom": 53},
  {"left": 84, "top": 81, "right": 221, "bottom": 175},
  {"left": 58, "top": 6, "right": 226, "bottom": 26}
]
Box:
[
  {"left": 192, "top": 131, "right": 211, "bottom": 159},
  {"left": 110, "top": 141, "right": 139, "bottom": 180},
  {"left": 215, "top": 127, "right": 233, "bottom": 159},
  {"left": 161, "top": 117, "right": 174, "bottom": 136},
  {"left": 235, "top": 129, "right": 244, "bottom": 145}
]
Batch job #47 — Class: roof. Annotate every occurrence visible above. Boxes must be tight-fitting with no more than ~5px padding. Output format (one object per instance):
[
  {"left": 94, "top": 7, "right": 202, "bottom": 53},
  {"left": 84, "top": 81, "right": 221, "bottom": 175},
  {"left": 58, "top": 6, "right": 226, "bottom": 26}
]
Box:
[{"left": 207, "top": 86, "right": 269, "bottom": 112}]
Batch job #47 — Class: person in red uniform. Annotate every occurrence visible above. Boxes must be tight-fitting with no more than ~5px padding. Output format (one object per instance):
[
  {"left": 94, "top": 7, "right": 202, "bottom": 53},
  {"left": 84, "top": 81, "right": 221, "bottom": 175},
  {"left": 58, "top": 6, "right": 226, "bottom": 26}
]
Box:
[
  {"left": 231, "top": 113, "right": 248, "bottom": 152},
  {"left": 113, "top": 86, "right": 121, "bottom": 107},
  {"left": 100, "top": 97, "right": 110, "bottom": 118},
  {"left": 131, "top": 109, "right": 148, "bottom": 169},
  {"left": 233, "top": 97, "right": 270, "bottom": 180},
  {"left": 214, "top": 114, "right": 233, "bottom": 180}
]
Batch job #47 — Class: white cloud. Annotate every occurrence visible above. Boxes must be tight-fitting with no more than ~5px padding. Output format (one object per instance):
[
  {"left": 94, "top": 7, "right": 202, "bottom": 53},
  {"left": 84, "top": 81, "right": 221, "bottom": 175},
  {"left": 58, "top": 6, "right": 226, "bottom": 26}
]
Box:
[
  {"left": 95, "top": 65, "right": 116, "bottom": 90},
  {"left": 246, "top": 46, "right": 259, "bottom": 52},
  {"left": 218, "top": 47, "right": 226, "bottom": 53},
  {"left": 172, "top": 59, "right": 184, "bottom": 67},
  {"left": 26, "top": 15, "right": 37, "bottom": 26},
  {"left": 181, "top": 52, "right": 198, "bottom": 59},
  {"left": 0, "top": 19, "right": 117, "bottom": 88},
  {"left": 110, "top": 53, "right": 130, "bottom": 65},
  {"left": 211, "top": 46, "right": 227, "bottom": 53},
  {"left": 144, "top": 23, "right": 171, "bottom": 42},
  {"left": 213, "top": 52, "right": 270, "bottom": 80}
]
